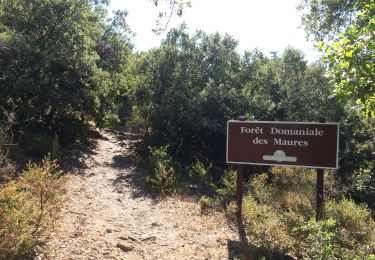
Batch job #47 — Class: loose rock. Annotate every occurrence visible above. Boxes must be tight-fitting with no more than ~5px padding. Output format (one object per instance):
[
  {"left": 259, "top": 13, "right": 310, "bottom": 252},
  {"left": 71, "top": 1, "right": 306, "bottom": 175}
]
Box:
[{"left": 117, "top": 242, "right": 133, "bottom": 252}]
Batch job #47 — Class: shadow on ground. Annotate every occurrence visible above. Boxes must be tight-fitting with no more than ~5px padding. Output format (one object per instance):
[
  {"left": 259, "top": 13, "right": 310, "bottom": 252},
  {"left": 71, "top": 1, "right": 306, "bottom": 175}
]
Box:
[
  {"left": 227, "top": 213, "right": 294, "bottom": 260},
  {"left": 107, "top": 130, "right": 295, "bottom": 259},
  {"left": 108, "top": 131, "right": 158, "bottom": 201},
  {"left": 59, "top": 132, "right": 106, "bottom": 174},
  {"left": 108, "top": 131, "right": 204, "bottom": 205}
]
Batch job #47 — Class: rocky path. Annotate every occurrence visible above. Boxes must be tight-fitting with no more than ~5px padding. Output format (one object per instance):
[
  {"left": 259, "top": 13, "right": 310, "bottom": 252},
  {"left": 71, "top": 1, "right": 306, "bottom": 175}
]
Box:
[{"left": 37, "top": 131, "right": 239, "bottom": 260}]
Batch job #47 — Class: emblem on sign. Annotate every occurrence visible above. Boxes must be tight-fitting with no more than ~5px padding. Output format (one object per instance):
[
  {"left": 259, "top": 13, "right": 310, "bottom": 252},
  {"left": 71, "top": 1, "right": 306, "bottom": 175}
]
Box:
[{"left": 263, "top": 150, "right": 297, "bottom": 163}]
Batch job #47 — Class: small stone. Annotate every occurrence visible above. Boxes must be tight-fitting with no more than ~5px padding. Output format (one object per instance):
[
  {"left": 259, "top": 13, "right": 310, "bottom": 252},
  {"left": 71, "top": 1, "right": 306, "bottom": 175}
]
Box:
[
  {"left": 117, "top": 242, "right": 133, "bottom": 252},
  {"left": 127, "top": 236, "right": 139, "bottom": 242},
  {"left": 141, "top": 235, "right": 156, "bottom": 242},
  {"left": 69, "top": 232, "right": 82, "bottom": 238},
  {"left": 119, "top": 235, "right": 139, "bottom": 242},
  {"left": 106, "top": 229, "right": 112, "bottom": 233}
]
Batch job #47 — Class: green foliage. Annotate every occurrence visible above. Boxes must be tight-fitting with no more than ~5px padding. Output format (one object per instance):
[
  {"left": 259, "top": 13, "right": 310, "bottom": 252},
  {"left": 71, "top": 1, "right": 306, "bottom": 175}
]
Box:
[
  {"left": 216, "top": 169, "right": 237, "bottom": 200},
  {"left": 145, "top": 146, "right": 180, "bottom": 194},
  {"left": 0, "top": 110, "right": 16, "bottom": 181},
  {"left": 131, "top": 27, "right": 341, "bottom": 168},
  {"left": 299, "top": 0, "right": 374, "bottom": 205},
  {"left": 248, "top": 173, "right": 272, "bottom": 204},
  {"left": 197, "top": 168, "right": 237, "bottom": 213},
  {"left": 130, "top": 27, "right": 373, "bottom": 210},
  {"left": 199, "top": 195, "right": 217, "bottom": 213},
  {"left": 300, "top": 0, "right": 375, "bottom": 116},
  {"left": 240, "top": 167, "right": 375, "bottom": 259},
  {"left": 130, "top": 27, "right": 245, "bottom": 166},
  {"left": 325, "top": 199, "right": 375, "bottom": 251},
  {"left": 0, "top": 0, "right": 133, "bottom": 146},
  {"left": 267, "top": 167, "right": 320, "bottom": 215},
  {"left": 188, "top": 159, "right": 214, "bottom": 189},
  {"left": 292, "top": 218, "right": 340, "bottom": 259},
  {"left": 299, "top": 0, "right": 358, "bottom": 41},
  {"left": 151, "top": 0, "right": 192, "bottom": 34},
  {"left": 242, "top": 47, "right": 338, "bottom": 121},
  {"left": 242, "top": 194, "right": 293, "bottom": 254},
  {"left": 0, "top": 157, "right": 67, "bottom": 259},
  {"left": 51, "top": 134, "right": 61, "bottom": 161},
  {"left": 23, "top": 134, "right": 54, "bottom": 157},
  {"left": 338, "top": 109, "right": 375, "bottom": 209},
  {"left": 321, "top": 0, "right": 375, "bottom": 116}
]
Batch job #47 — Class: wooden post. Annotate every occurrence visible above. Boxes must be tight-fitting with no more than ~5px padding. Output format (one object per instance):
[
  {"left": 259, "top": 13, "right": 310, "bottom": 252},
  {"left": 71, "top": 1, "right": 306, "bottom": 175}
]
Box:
[
  {"left": 316, "top": 117, "right": 325, "bottom": 221},
  {"left": 236, "top": 116, "right": 246, "bottom": 214},
  {"left": 236, "top": 164, "right": 244, "bottom": 214}
]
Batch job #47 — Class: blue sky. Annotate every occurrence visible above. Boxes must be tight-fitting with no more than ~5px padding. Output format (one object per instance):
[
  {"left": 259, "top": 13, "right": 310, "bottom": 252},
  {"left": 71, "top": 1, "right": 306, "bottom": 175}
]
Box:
[{"left": 110, "top": 0, "right": 320, "bottom": 62}]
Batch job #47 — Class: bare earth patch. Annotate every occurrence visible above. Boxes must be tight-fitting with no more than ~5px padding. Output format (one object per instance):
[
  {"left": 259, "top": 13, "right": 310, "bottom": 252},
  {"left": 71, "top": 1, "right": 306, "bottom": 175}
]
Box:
[{"left": 36, "top": 131, "right": 240, "bottom": 259}]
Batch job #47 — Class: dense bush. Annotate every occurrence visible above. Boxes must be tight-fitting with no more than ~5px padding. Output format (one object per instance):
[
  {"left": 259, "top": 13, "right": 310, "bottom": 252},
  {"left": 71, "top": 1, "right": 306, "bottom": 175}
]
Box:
[
  {"left": 188, "top": 160, "right": 213, "bottom": 188},
  {"left": 0, "top": 157, "right": 67, "bottom": 259},
  {"left": 199, "top": 168, "right": 237, "bottom": 213},
  {"left": 0, "top": 110, "right": 16, "bottom": 182},
  {"left": 325, "top": 199, "right": 375, "bottom": 253},
  {"left": 337, "top": 110, "right": 375, "bottom": 211},
  {"left": 23, "top": 133, "right": 55, "bottom": 157},
  {"left": 216, "top": 169, "right": 237, "bottom": 202},
  {"left": 292, "top": 218, "right": 340, "bottom": 259},
  {"left": 243, "top": 194, "right": 294, "bottom": 254},
  {"left": 144, "top": 146, "right": 180, "bottom": 194},
  {"left": 0, "top": 0, "right": 133, "bottom": 147},
  {"left": 130, "top": 27, "right": 374, "bottom": 205},
  {"left": 130, "top": 27, "right": 247, "bottom": 166},
  {"left": 239, "top": 167, "right": 375, "bottom": 259}
]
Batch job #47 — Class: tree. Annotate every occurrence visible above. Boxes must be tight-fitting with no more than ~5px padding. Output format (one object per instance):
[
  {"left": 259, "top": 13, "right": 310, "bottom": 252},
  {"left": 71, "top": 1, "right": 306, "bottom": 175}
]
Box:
[
  {"left": 241, "top": 47, "right": 338, "bottom": 122},
  {"left": 320, "top": 1, "right": 375, "bottom": 116},
  {"left": 151, "top": 0, "right": 192, "bottom": 34},
  {"left": 130, "top": 28, "right": 345, "bottom": 168},
  {"left": 0, "top": 0, "right": 132, "bottom": 144},
  {"left": 299, "top": 0, "right": 358, "bottom": 41},
  {"left": 300, "top": 1, "right": 375, "bottom": 209},
  {"left": 130, "top": 26, "right": 245, "bottom": 165},
  {"left": 300, "top": 0, "right": 375, "bottom": 116}
]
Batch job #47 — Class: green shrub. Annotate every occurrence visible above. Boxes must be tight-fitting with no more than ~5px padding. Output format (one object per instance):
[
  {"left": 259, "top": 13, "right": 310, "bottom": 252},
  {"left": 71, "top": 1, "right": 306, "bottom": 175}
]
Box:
[
  {"left": 124, "top": 107, "right": 149, "bottom": 135},
  {"left": 199, "top": 195, "right": 217, "bottom": 213},
  {"left": 0, "top": 157, "right": 67, "bottom": 259},
  {"left": 55, "top": 115, "right": 91, "bottom": 145},
  {"left": 292, "top": 218, "right": 340, "bottom": 259},
  {"left": 282, "top": 209, "right": 307, "bottom": 233},
  {"left": 0, "top": 114, "right": 16, "bottom": 183},
  {"left": 325, "top": 199, "right": 375, "bottom": 255},
  {"left": 188, "top": 160, "right": 214, "bottom": 189},
  {"left": 270, "top": 167, "right": 315, "bottom": 204},
  {"left": 248, "top": 173, "right": 272, "bottom": 204},
  {"left": 145, "top": 146, "right": 180, "bottom": 194},
  {"left": 239, "top": 167, "right": 375, "bottom": 259},
  {"left": 216, "top": 169, "right": 237, "bottom": 200},
  {"left": 51, "top": 134, "right": 61, "bottom": 161},
  {"left": 23, "top": 134, "right": 54, "bottom": 157},
  {"left": 242, "top": 194, "right": 293, "bottom": 254}
]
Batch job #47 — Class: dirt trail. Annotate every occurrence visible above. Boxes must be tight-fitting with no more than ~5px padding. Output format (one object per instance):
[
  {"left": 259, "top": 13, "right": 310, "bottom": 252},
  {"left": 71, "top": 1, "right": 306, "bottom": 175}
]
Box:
[{"left": 37, "top": 131, "right": 240, "bottom": 260}]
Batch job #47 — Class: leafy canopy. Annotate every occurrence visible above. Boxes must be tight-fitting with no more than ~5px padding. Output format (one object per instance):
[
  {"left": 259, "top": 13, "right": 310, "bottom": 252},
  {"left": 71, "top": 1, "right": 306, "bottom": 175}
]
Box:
[
  {"left": 0, "top": 0, "right": 132, "bottom": 142},
  {"left": 300, "top": 0, "right": 375, "bottom": 116}
]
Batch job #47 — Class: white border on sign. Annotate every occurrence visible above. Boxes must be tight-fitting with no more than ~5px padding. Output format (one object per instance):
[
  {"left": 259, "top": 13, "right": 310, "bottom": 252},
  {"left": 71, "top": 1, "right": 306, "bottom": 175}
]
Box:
[{"left": 226, "top": 120, "right": 340, "bottom": 169}]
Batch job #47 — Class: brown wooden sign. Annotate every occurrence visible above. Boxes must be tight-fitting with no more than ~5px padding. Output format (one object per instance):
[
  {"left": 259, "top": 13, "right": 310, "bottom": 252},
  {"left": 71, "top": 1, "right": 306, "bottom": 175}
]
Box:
[{"left": 227, "top": 121, "right": 339, "bottom": 169}]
